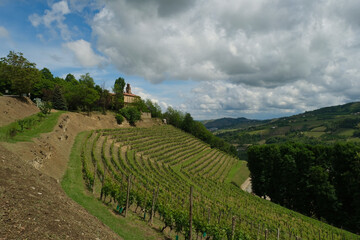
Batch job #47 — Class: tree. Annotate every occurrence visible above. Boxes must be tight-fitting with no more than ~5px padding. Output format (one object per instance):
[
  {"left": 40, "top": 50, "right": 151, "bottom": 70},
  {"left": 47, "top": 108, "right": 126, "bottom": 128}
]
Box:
[
  {"left": 52, "top": 85, "right": 67, "bottom": 110},
  {"left": 113, "top": 77, "right": 125, "bottom": 110},
  {"left": 0, "top": 51, "right": 41, "bottom": 96},
  {"left": 97, "top": 84, "right": 112, "bottom": 114},
  {"left": 145, "top": 99, "right": 162, "bottom": 118},
  {"left": 0, "top": 61, "right": 11, "bottom": 93},
  {"left": 182, "top": 113, "right": 194, "bottom": 133},
  {"left": 163, "top": 107, "right": 184, "bottom": 128},
  {"left": 40, "top": 68, "right": 54, "bottom": 82},
  {"left": 119, "top": 106, "right": 141, "bottom": 126},
  {"left": 65, "top": 73, "right": 78, "bottom": 84},
  {"left": 79, "top": 73, "right": 95, "bottom": 88},
  {"left": 133, "top": 98, "right": 149, "bottom": 112}
]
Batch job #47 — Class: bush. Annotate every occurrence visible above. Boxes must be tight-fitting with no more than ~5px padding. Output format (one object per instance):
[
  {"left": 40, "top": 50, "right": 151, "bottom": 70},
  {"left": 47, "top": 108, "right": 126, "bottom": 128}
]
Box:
[
  {"left": 115, "top": 114, "right": 124, "bottom": 124},
  {"left": 7, "top": 126, "right": 17, "bottom": 138},
  {"left": 39, "top": 101, "right": 52, "bottom": 114},
  {"left": 119, "top": 106, "right": 141, "bottom": 126}
]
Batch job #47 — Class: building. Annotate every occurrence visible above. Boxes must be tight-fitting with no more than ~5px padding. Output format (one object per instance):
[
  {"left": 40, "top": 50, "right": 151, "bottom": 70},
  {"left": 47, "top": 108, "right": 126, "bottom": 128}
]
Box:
[{"left": 124, "top": 84, "right": 139, "bottom": 104}]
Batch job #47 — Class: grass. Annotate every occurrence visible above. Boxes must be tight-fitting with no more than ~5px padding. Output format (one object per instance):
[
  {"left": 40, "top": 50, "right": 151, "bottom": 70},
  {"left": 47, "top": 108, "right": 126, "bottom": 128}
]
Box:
[
  {"left": 0, "top": 111, "right": 64, "bottom": 142},
  {"left": 304, "top": 131, "right": 325, "bottom": 138},
  {"left": 225, "top": 160, "right": 250, "bottom": 187},
  {"left": 338, "top": 129, "right": 355, "bottom": 137},
  {"left": 61, "top": 132, "right": 162, "bottom": 240}
]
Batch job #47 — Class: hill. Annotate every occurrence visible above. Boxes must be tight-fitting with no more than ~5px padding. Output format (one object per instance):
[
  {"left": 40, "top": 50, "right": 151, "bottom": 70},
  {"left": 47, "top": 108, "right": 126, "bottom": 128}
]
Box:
[
  {"left": 202, "top": 117, "right": 267, "bottom": 130},
  {"left": 0, "top": 96, "right": 163, "bottom": 239},
  {"left": 216, "top": 101, "right": 360, "bottom": 159},
  {"left": 1, "top": 97, "right": 359, "bottom": 239},
  {"left": 64, "top": 125, "right": 357, "bottom": 239}
]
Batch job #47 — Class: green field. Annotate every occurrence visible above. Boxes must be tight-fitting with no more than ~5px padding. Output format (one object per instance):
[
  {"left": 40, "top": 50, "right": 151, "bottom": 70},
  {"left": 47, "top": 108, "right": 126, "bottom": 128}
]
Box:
[
  {"left": 63, "top": 125, "right": 358, "bottom": 240},
  {"left": 0, "top": 111, "right": 63, "bottom": 142}
]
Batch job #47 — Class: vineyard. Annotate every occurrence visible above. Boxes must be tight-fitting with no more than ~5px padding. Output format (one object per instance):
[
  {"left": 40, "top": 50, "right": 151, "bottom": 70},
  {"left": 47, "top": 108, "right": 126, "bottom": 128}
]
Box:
[{"left": 77, "top": 125, "right": 358, "bottom": 239}]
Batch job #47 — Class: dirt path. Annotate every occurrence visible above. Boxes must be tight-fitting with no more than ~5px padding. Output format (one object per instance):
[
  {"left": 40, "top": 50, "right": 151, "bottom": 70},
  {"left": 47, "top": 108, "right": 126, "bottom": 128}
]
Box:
[{"left": 241, "top": 177, "right": 252, "bottom": 193}]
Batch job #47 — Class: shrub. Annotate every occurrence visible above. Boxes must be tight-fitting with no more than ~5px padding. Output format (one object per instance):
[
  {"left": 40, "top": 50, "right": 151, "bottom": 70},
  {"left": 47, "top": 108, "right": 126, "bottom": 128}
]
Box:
[
  {"left": 115, "top": 114, "right": 124, "bottom": 124},
  {"left": 119, "top": 106, "right": 141, "bottom": 126},
  {"left": 39, "top": 101, "right": 52, "bottom": 114},
  {"left": 7, "top": 126, "right": 17, "bottom": 138}
]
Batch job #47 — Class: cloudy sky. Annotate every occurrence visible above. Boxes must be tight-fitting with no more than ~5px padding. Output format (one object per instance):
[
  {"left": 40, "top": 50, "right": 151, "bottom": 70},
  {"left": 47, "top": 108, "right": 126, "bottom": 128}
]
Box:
[{"left": 1, "top": 0, "right": 360, "bottom": 120}]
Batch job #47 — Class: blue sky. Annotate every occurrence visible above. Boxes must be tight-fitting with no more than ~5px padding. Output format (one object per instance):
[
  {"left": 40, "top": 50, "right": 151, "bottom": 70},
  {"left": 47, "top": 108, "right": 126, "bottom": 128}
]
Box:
[{"left": 1, "top": 0, "right": 360, "bottom": 120}]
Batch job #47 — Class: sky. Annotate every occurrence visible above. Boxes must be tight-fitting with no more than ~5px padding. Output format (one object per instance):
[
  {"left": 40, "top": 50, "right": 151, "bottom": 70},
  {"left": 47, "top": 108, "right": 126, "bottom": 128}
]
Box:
[{"left": 1, "top": 0, "right": 360, "bottom": 120}]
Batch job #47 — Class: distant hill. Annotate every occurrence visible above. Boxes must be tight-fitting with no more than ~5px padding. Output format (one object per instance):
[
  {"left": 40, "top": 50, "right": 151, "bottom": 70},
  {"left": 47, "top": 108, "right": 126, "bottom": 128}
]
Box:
[
  {"left": 216, "top": 101, "right": 360, "bottom": 160},
  {"left": 202, "top": 117, "right": 268, "bottom": 130}
]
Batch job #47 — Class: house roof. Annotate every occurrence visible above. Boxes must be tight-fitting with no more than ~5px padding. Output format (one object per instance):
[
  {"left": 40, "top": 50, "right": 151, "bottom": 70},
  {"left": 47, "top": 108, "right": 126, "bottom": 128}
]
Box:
[{"left": 124, "top": 92, "right": 139, "bottom": 97}]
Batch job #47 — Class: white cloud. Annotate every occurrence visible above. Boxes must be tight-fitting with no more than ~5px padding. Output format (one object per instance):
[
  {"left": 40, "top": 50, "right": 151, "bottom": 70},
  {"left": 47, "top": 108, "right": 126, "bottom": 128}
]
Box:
[
  {"left": 29, "top": 0, "right": 71, "bottom": 40},
  {"left": 186, "top": 80, "right": 349, "bottom": 120},
  {"left": 86, "top": 0, "right": 360, "bottom": 118},
  {"left": 0, "top": 25, "right": 9, "bottom": 38},
  {"left": 64, "top": 39, "right": 106, "bottom": 67}
]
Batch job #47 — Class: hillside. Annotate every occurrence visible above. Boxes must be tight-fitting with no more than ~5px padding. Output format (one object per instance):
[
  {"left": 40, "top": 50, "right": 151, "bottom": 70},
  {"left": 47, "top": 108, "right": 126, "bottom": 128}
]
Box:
[
  {"left": 0, "top": 96, "right": 39, "bottom": 126},
  {"left": 216, "top": 101, "right": 360, "bottom": 159},
  {"left": 1, "top": 97, "right": 359, "bottom": 239},
  {"left": 202, "top": 117, "right": 267, "bottom": 130},
  {"left": 0, "top": 96, "right": 163, "bottom": 239},
  {"left": 66, "top": 125, "right": 357, "bottom": 239}
]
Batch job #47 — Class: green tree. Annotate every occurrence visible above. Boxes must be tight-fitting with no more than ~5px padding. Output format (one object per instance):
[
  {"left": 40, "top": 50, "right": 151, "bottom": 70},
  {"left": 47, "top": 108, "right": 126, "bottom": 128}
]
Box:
[
  {"left": 65, "top": 73, "right": 78, "bottom": 84},
  {"left": 79, "top": 73, "right": 95, "bottom": 88},
  {"left": 0, "top": 51, "right": 41, "bottom": 96},
  {"left": 52, "top": 85, "right": 67, "bottom": 110},
  {"left": 40, "top": 68, "right": 54, "bottom": 82},
  {"left": 181, "top": 113, "right": 194, "bottom": 133},
  {"left": 145, "top": 99, "right": 162, "bottom": 118},
  {"left": 119, "top": 106, "right": 141, "bottom": 125},
  {"left": 0, "top": 61, "right": 11, "bottom": 93},
  {"left": 132, "top": 98, "right": 149, "bottom": 112},
  {"left": 113, "top": 77, "right": 125, "bottom": 110},
  {"left": 163, "top": 107, "right": 184, "bottom": 128}
]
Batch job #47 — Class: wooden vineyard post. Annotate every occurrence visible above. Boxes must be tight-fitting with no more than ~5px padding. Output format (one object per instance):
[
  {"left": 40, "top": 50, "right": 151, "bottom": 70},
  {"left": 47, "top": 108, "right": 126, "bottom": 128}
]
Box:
[
  {"left": 149, "top": 184, "right": 159, "bottom": 225},
  {"left": 189, "top": 186, "right": 193, "bottom": 240},
  {"left": 231, "top": 216, "right": 236, "bottom": 240},
  {"left": 265, "top": 229, "right": 268, "bottom": 240},
  {"left": 125, "top": 174, "right": 131, "bottom": 217},
  {"left": 277, "top": 228, "right": 280, "bottom": 240}
]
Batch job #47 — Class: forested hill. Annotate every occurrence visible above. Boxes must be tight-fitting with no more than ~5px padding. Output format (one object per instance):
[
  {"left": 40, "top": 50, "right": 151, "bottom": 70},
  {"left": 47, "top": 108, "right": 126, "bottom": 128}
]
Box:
[
  {"left": 202, "top": 117, "right": 267, "bottom": 130},
  {"left": 216, "top": 101, "right": 360, "bottom": 159}
]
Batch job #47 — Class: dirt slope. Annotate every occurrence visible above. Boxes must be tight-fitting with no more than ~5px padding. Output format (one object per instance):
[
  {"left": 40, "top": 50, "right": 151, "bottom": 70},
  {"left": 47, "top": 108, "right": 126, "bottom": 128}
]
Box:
[
  {"left": 0, "top": 96, "right": 39, "bottom": 126},
  {"left": 2, "top": 112, "right": 162, "bottom": 181},
  {"left": 0, "top": 97, "right": 162, "bottom": 239},
  {"left": 0, "top": 144, "right": 121, "bottom": 240}
]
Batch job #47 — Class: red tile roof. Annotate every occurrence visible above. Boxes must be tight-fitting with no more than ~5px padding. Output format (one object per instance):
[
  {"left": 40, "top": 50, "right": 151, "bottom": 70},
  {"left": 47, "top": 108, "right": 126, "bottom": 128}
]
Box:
[{"left": 124, "top": 92, "right": 138, "bottom": 97}]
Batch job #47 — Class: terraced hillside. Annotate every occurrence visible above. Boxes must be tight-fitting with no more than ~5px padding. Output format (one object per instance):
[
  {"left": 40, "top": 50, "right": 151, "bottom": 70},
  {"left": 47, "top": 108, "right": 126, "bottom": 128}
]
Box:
[{"left": 74, "top": 125, "right": 358, "bottom": 239}]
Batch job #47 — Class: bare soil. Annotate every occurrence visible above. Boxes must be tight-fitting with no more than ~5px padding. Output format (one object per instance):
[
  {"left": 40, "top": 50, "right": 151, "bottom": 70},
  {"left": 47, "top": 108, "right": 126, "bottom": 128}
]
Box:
[
  {"left": 241, "top": 177, "right": 252, "bottom": 193},
  {"left": 0, "top": 144, "right": 121, "bottom": 240},
  {"left": 0, "top": 97, "right": 163, "bottom": 239},
  {"left": 0, "top": 96, "right": 39, "bottom": 126}
]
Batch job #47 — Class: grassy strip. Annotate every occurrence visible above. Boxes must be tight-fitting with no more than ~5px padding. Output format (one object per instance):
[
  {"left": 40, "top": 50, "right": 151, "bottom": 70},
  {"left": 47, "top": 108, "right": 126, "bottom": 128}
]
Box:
[
  {"left": 225, "top": 160, "right": 250, "bottom": 187},
  {"left": 0, "top": 111, "right": 64, "bottom": 142},
  {"left": 61, "top": 131, "right": 160, "bottom": 240}
]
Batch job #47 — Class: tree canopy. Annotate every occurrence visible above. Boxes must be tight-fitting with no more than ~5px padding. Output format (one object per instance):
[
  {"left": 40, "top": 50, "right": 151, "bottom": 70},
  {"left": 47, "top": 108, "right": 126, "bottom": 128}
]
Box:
[
  {"left": 0, "top": 51, "right": 41, "bottom": 96},
  {"left": 247, "top": 142, "right": 360, "bottom": 233}
]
